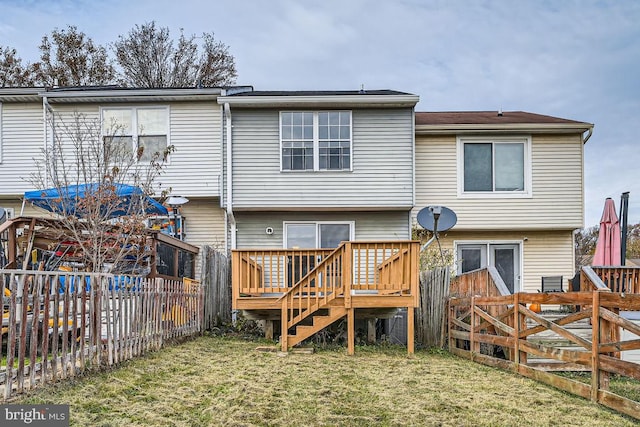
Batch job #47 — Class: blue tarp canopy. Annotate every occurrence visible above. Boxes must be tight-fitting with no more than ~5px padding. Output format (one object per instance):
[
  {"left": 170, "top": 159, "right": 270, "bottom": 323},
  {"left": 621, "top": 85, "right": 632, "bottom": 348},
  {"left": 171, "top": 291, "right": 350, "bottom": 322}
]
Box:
[{"left": 24, "top": 183, "right": 168, "bottom": 218}]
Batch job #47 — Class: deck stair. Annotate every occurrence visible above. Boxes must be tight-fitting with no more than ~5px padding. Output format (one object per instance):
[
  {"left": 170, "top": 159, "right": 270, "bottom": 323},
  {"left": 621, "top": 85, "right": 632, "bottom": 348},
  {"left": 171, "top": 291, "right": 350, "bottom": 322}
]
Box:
[{"left": 285, "top": 307, "right": 347, "bottom": 348}]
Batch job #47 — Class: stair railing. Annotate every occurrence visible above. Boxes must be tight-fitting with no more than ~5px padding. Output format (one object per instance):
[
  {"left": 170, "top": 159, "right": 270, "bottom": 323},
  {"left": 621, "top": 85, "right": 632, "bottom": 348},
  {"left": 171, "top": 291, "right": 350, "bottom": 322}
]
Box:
[{"left": 278, "top": 243, "right": 349, "bottom": 334}]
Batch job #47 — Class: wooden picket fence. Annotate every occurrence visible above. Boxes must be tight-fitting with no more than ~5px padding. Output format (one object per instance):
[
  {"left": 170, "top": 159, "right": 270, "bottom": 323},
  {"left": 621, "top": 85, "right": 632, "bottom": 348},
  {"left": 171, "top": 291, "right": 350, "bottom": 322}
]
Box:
[{"left": 0, "top": 269, "right": 203, "bottom": 400}]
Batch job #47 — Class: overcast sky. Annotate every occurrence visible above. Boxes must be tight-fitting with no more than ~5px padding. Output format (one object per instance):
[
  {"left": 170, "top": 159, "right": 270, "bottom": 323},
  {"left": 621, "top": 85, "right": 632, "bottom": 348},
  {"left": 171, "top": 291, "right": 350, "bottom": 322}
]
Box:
[{"left": 1, "top": 0, "right": 638, "bottom": 227}]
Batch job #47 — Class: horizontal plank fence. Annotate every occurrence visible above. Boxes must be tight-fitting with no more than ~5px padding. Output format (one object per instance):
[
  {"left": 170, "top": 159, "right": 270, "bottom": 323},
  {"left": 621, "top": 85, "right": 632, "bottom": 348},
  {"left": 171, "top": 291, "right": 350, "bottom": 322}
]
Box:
[
  {"left": 0, "top": 269, "right": 203, "bottom": 400},
  {"left": 448, "top": 291, "right": 640, "bottom": 420}
]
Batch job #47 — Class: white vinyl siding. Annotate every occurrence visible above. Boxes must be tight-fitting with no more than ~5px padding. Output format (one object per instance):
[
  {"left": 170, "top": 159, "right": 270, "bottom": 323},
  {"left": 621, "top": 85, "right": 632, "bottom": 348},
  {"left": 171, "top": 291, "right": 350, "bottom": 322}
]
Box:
[
  {"left": 235, "top": 211, "right": 410, "bottom": 249},
  {"left": 34, "top": 102, "right": 221, "bottom": 198},
  {"left": 0, "top": 102, "right": 44, "bottom": 195},
  {"left": 414, "top": 133, "right": 584, "bottom": 229},
  {"left": 230, "top": 108, "right": 414, "bottom": 209},
  {"left": 436, "top": 230, "right": 574, "bottom": 292}
]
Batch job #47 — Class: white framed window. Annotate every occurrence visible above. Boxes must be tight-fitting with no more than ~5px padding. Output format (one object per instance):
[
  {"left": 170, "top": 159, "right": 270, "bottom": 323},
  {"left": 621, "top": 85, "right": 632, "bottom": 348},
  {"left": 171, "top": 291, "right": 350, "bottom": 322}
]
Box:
[
  {"left": 101, "top": 106, "right": 170, "bottom": 162},
  {"left": 457, "top": 136, "right": 531, "bottom": 198},
  {"left": 280, "top": 111, "right": 352, "bottom": 171},
  {"left": 283, "top": 221, "right": 355, "bottom": 249},
  {"left": 455, "top": 240, "right": 522, "bottom": 293}
]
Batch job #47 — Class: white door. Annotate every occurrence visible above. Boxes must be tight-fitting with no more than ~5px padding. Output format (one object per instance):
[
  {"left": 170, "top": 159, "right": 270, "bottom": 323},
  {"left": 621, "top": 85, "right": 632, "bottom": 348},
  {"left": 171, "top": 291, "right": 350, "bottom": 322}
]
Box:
[
  {"left": 490, "top": 244, "right": 520, "bottom": 293},
  {"left": 457, "top": 243, "right": 520, "bottom": 293}
]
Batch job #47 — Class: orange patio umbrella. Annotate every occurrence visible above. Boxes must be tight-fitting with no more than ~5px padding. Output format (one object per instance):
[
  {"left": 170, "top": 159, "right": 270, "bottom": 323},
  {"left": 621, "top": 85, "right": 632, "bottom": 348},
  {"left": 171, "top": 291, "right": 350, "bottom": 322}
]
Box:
[{"left": 593, "top": 198, "right": 621, "bottom": 266}]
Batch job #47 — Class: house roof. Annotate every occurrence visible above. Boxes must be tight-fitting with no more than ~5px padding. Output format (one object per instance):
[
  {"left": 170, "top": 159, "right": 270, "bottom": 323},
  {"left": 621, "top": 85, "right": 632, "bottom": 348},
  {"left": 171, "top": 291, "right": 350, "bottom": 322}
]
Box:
[
  {"left": 218, "top": 89, "right": 419, "bottom": 108},
  {"left": 0, "top": 86, "right": 253, "bottom": 103},
  {"left": 415, "top": 111, "right": 593, "bottom": 136}
]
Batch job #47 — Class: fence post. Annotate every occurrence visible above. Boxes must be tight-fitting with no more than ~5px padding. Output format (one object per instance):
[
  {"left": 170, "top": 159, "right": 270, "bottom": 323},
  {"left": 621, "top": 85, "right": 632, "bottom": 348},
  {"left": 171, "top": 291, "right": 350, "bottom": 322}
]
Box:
[
  {"left": 513, "top": 292, "right": 520, "bottom": 365},
  {"left": 470, "top": 296, "right": 476, "bottom": 357},
  {"left": 591, "top": 290, "right": 600, "bottom": 402},
  {"left": 281, "top": 300, "right": 288, "bottom": 352}
]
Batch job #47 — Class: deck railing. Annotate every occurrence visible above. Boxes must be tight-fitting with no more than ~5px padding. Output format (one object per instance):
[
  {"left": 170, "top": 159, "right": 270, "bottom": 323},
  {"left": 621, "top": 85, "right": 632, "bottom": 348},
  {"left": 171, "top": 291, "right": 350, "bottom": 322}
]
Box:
[
  {"left": 0, "top": 270, "right": 203, "bottom": 400},
  {"left": 590, "top": 266, "right": 640, "bottom": 293},
  {"left": 231, "top": 241, "right": 420, "bottom": 308}
]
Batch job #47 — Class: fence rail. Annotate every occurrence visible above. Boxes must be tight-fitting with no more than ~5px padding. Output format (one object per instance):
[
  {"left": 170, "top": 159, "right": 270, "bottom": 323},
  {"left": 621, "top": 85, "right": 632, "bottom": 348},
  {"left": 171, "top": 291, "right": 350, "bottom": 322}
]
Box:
[
  {"left": 0, "top": 269, "right": 203, "bottom": 400},
  {"left": 448, "top": 292, "right": 640, "bottom": 420}
]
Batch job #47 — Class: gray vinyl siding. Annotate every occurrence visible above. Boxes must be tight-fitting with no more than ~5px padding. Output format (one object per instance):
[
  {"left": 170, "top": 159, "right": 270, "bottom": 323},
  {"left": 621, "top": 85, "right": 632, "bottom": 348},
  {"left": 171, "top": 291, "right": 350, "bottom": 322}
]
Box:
[
  {"left": 413, "top": 133, "right": 584, "bottom": 230},
  {"left": 0, "top": 102, "right": 44, "bottom": 195},
  {"left": 229, "top": 108, "right": 414, "bottom": 209},
  {"left": 235, "top": 211, "right": 410, "bottom": 249}
]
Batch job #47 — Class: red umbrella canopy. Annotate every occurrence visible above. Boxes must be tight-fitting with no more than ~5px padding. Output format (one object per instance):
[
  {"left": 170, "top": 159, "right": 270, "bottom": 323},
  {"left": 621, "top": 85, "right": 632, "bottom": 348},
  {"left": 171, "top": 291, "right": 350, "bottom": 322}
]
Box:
[{"left": 593, "top": 198, "right": 622, "bottom": 266}]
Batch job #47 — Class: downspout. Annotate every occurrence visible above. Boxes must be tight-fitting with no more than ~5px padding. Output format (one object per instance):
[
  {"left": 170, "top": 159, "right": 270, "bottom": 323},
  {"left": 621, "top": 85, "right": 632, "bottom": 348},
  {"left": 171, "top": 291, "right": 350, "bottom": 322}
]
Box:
[
  {"left": 224, "top": 95, "right": 236, "bottom": 250},
  {"left": 42, "top": 96, "right": 55, "bottom": 186}
]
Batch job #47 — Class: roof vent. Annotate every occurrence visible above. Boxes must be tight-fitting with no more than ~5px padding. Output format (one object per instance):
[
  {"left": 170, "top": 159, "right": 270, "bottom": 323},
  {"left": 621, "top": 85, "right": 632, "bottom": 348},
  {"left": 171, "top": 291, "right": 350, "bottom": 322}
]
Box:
[
  {"left": 497, "top": 108, "right": 503, "bottom": 117},
  {"left": 359, "top": 84, "right": 366, "bottom": 94}
]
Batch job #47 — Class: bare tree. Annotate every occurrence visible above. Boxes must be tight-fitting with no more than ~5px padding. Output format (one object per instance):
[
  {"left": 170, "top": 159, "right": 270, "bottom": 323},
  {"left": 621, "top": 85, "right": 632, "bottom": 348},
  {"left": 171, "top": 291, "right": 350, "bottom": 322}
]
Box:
[
  {"left": 0, "top": 46, "right": 34, "bottom": 87},
  {"left": 32, "top": 25, "right": 115, "bottom": 87},
  {"left": 113, "top": 22, "right": 237, "bottom": 88},
  {"left": 575, "top": 225, "right": 599, "bottom": 270},
  {"left": 28, "top": 110, "right": 172, "bottom": 274}
]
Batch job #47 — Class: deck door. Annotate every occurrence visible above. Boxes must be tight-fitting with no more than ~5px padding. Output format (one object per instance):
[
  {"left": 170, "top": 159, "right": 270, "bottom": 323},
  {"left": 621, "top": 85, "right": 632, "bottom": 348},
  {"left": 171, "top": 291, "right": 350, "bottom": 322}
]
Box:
[
  {"left": 284, "top": 222, "right": 353, "bottom": 286},
  {"left": 457, "top": 243, "right": 521, "bottom": 293}
]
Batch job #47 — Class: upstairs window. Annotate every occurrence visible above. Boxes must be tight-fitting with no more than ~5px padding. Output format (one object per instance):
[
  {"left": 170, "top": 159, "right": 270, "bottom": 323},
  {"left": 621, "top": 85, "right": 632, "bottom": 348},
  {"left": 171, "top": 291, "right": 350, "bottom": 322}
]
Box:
[
  {"left": 458, "top": 136, "right": 531, "bottom": 197},
  {"left": 102, "top": 107, "right": 169, "bottom": 162},
  {"left": 280, "top": 111, "right": 351, "bottom": 171}
]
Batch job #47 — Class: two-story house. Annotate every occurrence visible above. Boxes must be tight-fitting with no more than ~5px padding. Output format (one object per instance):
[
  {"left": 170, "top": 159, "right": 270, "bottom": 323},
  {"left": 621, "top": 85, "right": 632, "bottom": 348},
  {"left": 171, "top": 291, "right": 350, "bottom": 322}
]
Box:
[
  {"left": 218, "top": 90, "right": 420, "bottom": 249},
  {"left": 414, "top": 111, "right": 593, "bottom": 293},
  {"left": 0, "top": 86, "right": 235, "bottom": 275}
]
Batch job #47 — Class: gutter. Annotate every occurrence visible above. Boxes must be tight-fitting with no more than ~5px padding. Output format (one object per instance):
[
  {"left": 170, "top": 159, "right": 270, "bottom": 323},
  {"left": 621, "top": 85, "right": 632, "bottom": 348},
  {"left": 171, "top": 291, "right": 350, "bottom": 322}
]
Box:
[{"left": 223, "top": 90, "right": 236, "bottom": 250}]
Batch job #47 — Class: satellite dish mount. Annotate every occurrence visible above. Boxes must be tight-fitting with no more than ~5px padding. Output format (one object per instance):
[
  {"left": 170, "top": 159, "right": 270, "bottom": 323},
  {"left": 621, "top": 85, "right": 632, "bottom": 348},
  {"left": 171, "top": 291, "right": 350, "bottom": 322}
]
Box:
[{"left": 416, "top": 205, "right": 457, "bottom": 263}]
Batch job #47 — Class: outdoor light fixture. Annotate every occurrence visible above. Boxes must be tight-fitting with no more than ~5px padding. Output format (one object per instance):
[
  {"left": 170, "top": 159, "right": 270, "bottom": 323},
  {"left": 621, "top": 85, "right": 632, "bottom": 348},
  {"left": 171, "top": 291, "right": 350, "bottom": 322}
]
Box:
[
  {"left": 166, "top": 196, "right": 189, "bottom": 209},
  {"left": 166, "top": 196, "right": 189, "bottom": 240}
]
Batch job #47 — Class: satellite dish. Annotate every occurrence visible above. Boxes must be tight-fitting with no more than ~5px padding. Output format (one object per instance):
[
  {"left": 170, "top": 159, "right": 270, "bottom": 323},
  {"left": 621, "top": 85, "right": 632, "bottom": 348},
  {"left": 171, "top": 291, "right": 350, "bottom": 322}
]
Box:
[{"left": 417, "top": 205, "right": 457, "bottom": 232}]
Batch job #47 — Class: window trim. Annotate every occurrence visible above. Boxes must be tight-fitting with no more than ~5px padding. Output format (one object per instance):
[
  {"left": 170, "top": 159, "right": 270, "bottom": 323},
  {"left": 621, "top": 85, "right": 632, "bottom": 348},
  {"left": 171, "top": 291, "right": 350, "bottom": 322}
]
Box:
[
  {"left": 454, "top": 240, "right": 523, "bottom": 292},
  {"left": 100, "top": 106, "right": 171, "bottom": 163},
  {"left": 283, "top": 221, "right": 355, "bottom": 248},
  {"left": 456, "top": 135, "right": 532, "bottom": 198},
  {"left": 279, "top": 111, "right": 353, "bottom": 172}
]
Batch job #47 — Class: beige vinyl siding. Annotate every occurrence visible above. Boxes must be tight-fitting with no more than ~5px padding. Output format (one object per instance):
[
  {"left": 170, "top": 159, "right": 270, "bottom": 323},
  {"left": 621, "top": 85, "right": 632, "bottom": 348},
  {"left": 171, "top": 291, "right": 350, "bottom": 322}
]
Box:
[
  {"left": 235, "top": 211, "right": 410, "bottom": 249},
  {"left": 435, "top": 230, "right": 574, "bottom": 292},
  {"left": 414, "top": 133, "right": 584, "bottom": 230},
  {"left": 179, "top": 198, "right": 226, "bottom": 279},
  {"left": 0, "top": 102, "right": 44, "bottom": 195},
  {"left": 0, "top": 198, "right": 43, "bottom": 217},
  {"left": 230, "top": 108, "right": 414, "bottom": 209}
]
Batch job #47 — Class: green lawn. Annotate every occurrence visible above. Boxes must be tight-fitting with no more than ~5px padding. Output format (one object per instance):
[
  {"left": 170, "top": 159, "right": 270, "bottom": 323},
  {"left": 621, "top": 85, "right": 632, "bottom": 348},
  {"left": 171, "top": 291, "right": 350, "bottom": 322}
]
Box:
[{"left": 13, "top": 335, "right": 639, "bottom": 426}]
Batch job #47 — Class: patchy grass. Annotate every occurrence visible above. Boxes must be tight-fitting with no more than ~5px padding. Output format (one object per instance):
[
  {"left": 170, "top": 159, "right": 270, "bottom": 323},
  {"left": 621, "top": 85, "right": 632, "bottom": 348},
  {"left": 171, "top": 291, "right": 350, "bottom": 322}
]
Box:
[
  {"left": 558, "top": 372, "right": 640, "bottom": 403},
  {"left": 13, "top": 336, "right": 638, "bottom": 426}
]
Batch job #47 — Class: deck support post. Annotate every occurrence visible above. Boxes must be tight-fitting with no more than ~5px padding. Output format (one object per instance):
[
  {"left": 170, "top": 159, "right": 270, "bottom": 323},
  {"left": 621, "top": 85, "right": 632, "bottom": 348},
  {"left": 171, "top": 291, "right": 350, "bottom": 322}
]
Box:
[
  {"left": 367, "top": 319, "right": 376, "bottom": 343},
  {"left": 281, "top": 303, "right": 288, "bottom": 352},
  {"left": 264, "top": 320, "right": 274, "bottom": 341},
  {"left": 347, "top": 307, "right": 355, "bottom": 355},
  {"left": 407, "top": 306, "right": 414, "bottom": 354}
]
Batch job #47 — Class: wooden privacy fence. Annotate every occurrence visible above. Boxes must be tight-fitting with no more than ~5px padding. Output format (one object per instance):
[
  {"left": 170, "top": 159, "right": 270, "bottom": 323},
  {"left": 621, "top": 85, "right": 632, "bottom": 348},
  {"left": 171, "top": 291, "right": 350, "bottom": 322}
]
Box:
[
  {"left": 0, "top": 269, "right": 203, "bottom": 400},
  {"left": 448, "top": 291, "right": 640, "bottom": 420},
  {"left": 200, "top": 246, "right": 231, "bottom": 329},
  {"left": 416, "top": 267, "right": 450, "bottom": 348}
]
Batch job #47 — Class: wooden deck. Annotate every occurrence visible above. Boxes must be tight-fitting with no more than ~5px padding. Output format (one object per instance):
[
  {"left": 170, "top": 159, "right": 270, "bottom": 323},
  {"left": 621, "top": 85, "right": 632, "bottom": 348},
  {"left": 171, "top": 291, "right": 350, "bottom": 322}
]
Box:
[{"left": 231, "top": 241, "right": 420, "bottom": 353}]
